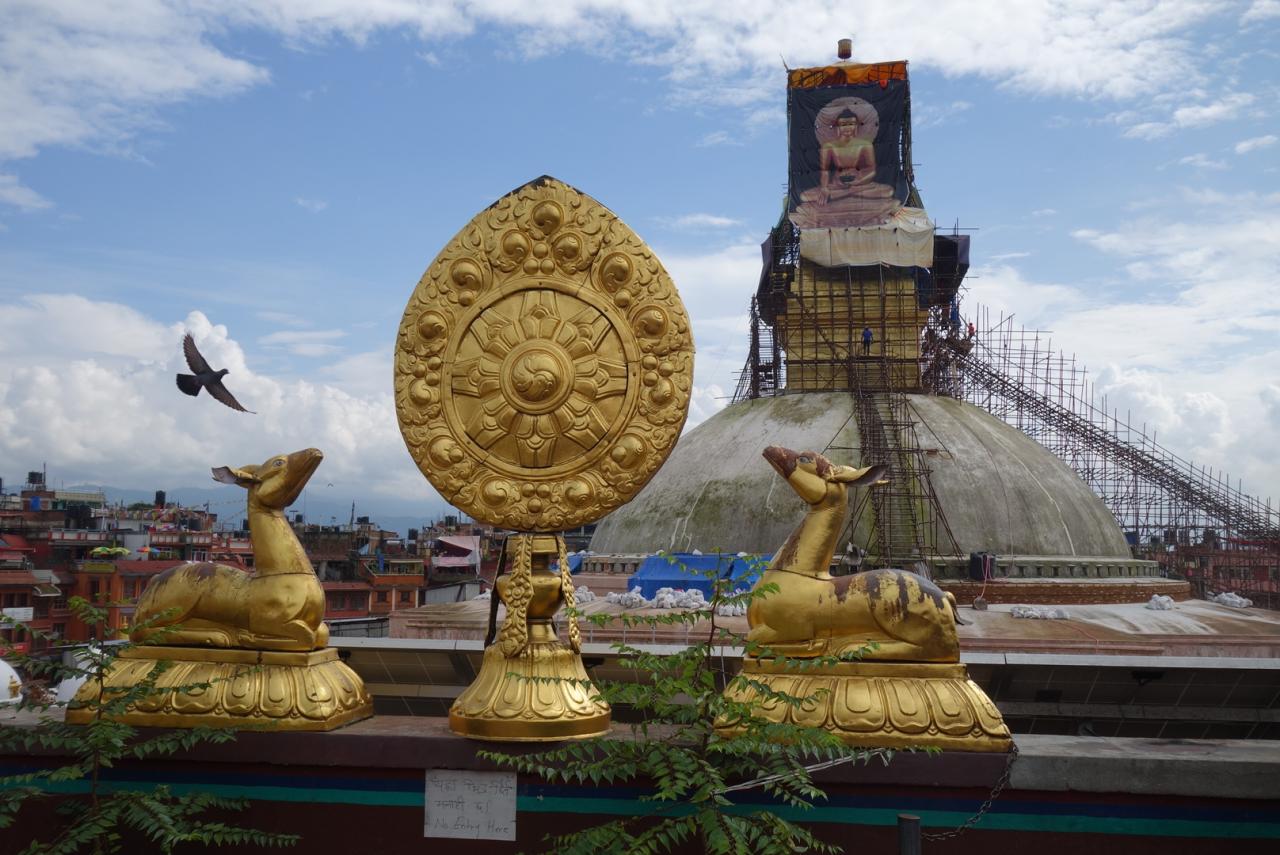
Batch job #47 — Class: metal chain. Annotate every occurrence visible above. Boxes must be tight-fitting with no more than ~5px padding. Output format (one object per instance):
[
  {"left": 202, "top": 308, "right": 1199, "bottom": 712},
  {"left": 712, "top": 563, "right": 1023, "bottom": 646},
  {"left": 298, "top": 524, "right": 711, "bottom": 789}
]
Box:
[{"left": 922, "top": 742, "right": 1019, "bottom": 841}]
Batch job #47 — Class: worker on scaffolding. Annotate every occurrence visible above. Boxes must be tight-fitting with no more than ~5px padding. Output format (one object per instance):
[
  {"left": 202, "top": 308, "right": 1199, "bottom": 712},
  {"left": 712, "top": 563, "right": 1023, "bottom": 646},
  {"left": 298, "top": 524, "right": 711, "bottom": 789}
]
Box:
[{"left": 861, "top": 325, "right": 873, "bottom": 356}]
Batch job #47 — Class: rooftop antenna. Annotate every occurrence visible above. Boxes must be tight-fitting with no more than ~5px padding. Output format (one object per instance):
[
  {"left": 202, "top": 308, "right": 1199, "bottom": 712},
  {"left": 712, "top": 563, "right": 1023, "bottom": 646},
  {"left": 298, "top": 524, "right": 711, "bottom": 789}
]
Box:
[{"left": 837, "top": 37, "right": 853, "bottom": 61}]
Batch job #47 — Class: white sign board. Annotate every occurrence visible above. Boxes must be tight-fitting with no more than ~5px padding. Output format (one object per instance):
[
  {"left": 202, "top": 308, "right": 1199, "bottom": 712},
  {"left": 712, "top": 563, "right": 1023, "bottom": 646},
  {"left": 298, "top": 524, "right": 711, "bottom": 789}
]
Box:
[
  {"left": 424, "top": 769, "right": 516, "bottom": 841},
  {"left": 2, "top": 608, "right": 34, "bottom": 623}
]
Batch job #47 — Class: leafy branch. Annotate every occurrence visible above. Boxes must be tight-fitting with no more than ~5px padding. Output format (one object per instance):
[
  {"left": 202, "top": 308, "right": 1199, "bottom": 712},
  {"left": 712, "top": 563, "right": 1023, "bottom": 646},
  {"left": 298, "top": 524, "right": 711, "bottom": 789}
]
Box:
[
  {"left": 483, "top": 554, "right": 895, "bottom": 854},
  {"left": 0, "top": 597, "right": 299, "bottom": 854}
]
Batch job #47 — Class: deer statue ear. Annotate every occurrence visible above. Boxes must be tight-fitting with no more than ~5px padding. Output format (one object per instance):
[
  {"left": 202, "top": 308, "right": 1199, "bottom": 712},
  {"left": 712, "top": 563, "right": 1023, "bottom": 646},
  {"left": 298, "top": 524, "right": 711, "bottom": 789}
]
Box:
[
  {"left": 212, "top": 466, "right": 260, "bottom": 487},
  {"left": 829, "top": 464, "right": 889, "bottom": 487}
]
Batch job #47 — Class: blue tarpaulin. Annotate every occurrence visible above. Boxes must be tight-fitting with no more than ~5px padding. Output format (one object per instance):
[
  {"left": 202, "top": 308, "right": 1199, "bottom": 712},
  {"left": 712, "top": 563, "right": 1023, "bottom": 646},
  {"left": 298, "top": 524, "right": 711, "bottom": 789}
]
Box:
[
  {"left": 549, "top": 553, "right": 586, "bottom": 574},
  {"left": 627, "top": 553, "right": 772, "bottom": 599}
]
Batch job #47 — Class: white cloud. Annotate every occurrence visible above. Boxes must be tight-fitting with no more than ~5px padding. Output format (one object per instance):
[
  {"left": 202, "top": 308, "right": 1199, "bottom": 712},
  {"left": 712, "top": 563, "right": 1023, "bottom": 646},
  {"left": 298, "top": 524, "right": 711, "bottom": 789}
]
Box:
[
  {"left": 294, "top": 197, "right": 328, "bottom": 213},
  {"left": 687, "top": 384, "right": 728, "bottom": 430},
  {"left": 1241, "top": 0, "right": 1280, "bottom": 24},
  {"left": 1177, "top": 152, "right": 1227, "bottom": 170},
  {"left": 0, "top": 2, "right": 267, "bottom": 162},
  {"left": 914, "top": 99, "right": 973, "bottom": 128},
  {"left": 986, "top": 189, "right": 1280, "bottom": 494},
  {"left": 0, "top": 0, "right": 1238, "bottom": 174},
  {"left": 255, "top": 310, "right": 309, "bottom": 326},
  {"left": 1235, "top": 134, "right": 1278, "bottom": 154},
  {"left": 0, "top": 173, "right": 52, "bottom": 210},
  {"left": 0, "top": 296, "right": 437, "bottom": 506},
  {"left": 657, "top": 240, "right": 761, "bottom": 398},
  {"left": 1030, "top": 208, "right": 1056, "bottom": 218},
  {"left": 1123, "top": 93, "right": 1257, "bottom": 140},
  {"left": 658, "top": 213, "right": 743, "bottom": 229},
  {"left": 259, "top": 328, "right": 347, "bottom": 357},
  {"left": 696, "top": 130, "right": 739, "bottom": 147}
]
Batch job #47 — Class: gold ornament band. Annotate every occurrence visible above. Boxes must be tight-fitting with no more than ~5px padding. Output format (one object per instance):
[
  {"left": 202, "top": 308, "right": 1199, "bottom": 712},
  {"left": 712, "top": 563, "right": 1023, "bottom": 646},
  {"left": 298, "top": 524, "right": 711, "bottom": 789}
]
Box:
[
  {"left": 496, "top": 534, "right": 534, "bottom": 658},
  {"left": 557, "top": 534, "right": 581, "bottom": 653}
]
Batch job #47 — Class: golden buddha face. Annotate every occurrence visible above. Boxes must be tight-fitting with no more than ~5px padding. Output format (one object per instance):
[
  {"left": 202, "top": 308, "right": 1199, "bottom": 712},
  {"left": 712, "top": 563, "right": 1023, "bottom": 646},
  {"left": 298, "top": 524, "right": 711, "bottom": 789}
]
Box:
[{"left": 835, "top": 115, "right": 859, "bottom": 140}]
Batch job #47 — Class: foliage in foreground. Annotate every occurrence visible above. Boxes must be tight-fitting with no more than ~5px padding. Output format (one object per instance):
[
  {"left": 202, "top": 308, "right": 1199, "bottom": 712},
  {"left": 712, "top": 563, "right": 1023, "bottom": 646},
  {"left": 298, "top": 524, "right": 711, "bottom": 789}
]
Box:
[
  {"left": 483, "top": 556, "right": 900, "bottom": 855},
  {"left": 0, "top": 597, "right": 299, "bottom": 854}
]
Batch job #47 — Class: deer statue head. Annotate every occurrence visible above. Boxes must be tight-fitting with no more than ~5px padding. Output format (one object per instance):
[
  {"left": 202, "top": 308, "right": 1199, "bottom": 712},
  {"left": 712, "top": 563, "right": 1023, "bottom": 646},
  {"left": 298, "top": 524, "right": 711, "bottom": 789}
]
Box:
[
  {"left": 762, "top": 446, "right": 886, "bottom": 507},
  {"left": 212, "top": 448, "right": 324, "bottom": 511}
]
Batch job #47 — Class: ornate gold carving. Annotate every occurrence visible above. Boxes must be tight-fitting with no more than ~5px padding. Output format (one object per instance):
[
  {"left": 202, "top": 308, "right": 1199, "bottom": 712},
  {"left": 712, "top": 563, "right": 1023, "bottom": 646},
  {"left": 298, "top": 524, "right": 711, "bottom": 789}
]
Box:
[
  {"left": 66, "top": 647, "right": 373, "bottom": 732},
  {"left": 721, "top": 661, "right": 1010, "bottom": 752},
  {"left": 720, "top": 446, "right": 1011, "bottom": 752},
  {"left": 449, "top": 534, "right": 609, "bottom": 741},
  {"left": 402, "top": 179, "right": 687, "bottom": 739},
  {"left": 395, "top": 176, "right": 693, "bottom": 532}
]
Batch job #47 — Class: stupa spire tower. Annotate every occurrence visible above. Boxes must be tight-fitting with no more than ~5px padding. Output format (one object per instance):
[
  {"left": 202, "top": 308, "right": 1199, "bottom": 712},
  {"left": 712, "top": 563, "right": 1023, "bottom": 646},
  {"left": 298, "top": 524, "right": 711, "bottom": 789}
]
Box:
[{"left": 751, "top": 39, "right": 968, "bottom": 394}]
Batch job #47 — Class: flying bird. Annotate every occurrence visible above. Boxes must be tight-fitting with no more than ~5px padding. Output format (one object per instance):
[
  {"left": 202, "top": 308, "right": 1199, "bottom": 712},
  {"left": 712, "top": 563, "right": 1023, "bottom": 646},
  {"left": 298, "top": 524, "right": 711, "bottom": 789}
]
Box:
[{"left": 175, "top": 333, "right": 255, "bottom": 414}]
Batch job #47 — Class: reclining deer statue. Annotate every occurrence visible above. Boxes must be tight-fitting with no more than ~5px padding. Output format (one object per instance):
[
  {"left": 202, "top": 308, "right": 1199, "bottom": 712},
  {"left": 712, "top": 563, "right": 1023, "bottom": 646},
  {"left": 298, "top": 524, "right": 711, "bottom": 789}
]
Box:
[
  {"left": 747, "top": 445, "right": 961, "bottom": 663},
  {"left": 131, "top": 448, "right": 329, "bottom": 651}
]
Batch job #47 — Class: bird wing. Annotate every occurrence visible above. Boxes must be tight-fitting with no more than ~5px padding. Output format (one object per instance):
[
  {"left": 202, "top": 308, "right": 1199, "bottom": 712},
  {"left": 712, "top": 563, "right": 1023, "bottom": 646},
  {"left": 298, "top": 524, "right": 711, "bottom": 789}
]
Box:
[
  {"left": 206, "top": 378, "right": 255, "bottom": 414},
  {"left": 183, "top": 334, "right": 212, "bottom": 374},
  {"left": 175, "top": 374, "right": 202, "bottom": 396}
]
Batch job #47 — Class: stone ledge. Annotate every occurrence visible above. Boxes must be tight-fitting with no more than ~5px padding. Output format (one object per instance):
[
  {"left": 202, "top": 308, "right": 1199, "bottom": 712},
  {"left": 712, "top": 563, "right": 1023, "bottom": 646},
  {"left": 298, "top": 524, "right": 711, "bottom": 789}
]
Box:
[{"left": 7, "top": 711, "right": 1279, "bottom": 800}]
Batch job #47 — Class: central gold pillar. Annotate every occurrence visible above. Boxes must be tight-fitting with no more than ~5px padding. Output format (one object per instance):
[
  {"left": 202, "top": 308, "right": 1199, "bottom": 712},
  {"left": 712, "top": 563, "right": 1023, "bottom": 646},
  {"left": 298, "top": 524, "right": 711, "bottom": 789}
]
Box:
[
  {"left": 395, "top": 177, "right": 695, "bottom": 741},
  {"left": 449, "top": 534, "right": 610, "bottom": 741}
]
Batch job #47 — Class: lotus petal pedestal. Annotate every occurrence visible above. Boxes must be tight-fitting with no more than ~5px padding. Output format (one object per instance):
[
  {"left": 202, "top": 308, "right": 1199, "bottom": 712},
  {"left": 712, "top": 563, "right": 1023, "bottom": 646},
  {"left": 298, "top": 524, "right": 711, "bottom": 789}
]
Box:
[
  {"left": 721, "top": 658, "right": 1012, "bottom": 752},
  {"left": 449, "top": 622, "right": 610, "bottom": 741},
  {"left": 66, "top": 646, "right": 373, "bottom": 732}
]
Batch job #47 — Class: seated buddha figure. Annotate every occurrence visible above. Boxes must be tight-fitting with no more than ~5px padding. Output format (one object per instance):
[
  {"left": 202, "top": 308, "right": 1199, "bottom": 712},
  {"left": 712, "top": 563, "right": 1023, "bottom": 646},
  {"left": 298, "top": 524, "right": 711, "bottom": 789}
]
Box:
[{"left": 790, "top": 98, "right": 901, "bottom": 229}]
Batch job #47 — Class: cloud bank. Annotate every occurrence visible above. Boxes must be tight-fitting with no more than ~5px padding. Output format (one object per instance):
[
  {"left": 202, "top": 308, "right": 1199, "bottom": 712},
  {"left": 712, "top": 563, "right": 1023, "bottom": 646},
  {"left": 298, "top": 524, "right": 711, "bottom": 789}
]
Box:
[{"left": 0, "top": 0, "right": 1247, "bottom": 209}]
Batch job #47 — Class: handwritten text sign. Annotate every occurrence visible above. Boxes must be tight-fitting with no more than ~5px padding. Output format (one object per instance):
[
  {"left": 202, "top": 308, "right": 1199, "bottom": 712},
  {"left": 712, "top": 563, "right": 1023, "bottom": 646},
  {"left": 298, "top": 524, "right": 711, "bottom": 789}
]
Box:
[{"left": 424, "top": 769, "right": 517, "bottom": 841}]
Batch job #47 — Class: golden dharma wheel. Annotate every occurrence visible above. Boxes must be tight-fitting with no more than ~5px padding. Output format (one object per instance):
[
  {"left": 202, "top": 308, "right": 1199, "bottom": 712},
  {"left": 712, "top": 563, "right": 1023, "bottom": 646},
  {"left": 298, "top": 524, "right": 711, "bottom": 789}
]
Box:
[{"left": 395, "top": 176, "right": 694, "bottom": 532}]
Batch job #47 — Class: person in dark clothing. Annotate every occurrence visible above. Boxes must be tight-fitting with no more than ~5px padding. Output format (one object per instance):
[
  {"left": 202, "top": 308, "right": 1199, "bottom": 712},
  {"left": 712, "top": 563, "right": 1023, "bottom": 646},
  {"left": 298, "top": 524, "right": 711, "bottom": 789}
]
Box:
[{"left": 861, "top": 326, "right": 873, "bottom": 356}]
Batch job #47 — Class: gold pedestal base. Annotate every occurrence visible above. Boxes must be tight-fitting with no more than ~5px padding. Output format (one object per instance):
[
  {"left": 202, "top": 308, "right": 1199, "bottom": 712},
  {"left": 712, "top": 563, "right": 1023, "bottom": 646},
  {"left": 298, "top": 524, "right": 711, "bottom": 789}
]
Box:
[
  {"left": 66, "top": 646, "right": 373, "bottom": 732},
  {"left": 449, "top": 624, "right": 610, "bottom": 742},
  {"left": 721, "top": 659, "right": 1012, "bottom": 752}
]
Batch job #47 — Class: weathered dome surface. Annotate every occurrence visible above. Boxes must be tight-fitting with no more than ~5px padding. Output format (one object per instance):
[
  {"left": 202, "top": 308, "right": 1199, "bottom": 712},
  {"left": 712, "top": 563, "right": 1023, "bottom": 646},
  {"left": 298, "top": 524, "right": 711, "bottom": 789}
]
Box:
[{"left": 589, "top": 392, "right": 1131, "bottom": 559}]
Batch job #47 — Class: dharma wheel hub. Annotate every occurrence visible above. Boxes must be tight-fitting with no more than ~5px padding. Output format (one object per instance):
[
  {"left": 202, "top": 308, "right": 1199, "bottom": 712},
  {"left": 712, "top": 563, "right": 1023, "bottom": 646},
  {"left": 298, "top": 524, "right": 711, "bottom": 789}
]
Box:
[{"left": 395, "top": 176, "right": 694, "bottom": 740}]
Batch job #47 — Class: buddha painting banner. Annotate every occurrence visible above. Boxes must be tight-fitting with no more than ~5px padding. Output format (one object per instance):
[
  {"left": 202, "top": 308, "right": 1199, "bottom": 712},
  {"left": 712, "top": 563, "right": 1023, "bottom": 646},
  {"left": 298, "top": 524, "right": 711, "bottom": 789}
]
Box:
[{"left": 787, "top": 80, "right": 910, "bottom": 231}]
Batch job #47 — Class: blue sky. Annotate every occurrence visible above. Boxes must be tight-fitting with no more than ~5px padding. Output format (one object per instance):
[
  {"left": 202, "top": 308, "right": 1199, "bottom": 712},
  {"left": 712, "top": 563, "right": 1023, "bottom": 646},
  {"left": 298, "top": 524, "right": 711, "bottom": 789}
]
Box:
[{"left": 1, "top": 1, "right": 1278, "bottom": 527}]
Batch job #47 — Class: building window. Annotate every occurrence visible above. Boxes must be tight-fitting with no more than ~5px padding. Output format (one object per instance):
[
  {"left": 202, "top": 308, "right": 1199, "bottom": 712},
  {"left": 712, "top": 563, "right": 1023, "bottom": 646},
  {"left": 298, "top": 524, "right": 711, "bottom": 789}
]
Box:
[
  {"left": 399, "top": 590, "right": 411, "bottom": 604},
  {"left": 52, "top": 623, "right": 66, "bottom": 639},
  {"left": 376, "top": 591, "right": 388, "bottom": 603}
]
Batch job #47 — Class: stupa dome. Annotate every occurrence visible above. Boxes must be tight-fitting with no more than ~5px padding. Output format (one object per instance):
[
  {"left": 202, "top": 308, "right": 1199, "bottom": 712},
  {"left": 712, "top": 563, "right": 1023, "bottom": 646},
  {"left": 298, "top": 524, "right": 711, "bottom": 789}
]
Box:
[{"left": 591, "top": 392, "right": 1140, "bottom": 578}]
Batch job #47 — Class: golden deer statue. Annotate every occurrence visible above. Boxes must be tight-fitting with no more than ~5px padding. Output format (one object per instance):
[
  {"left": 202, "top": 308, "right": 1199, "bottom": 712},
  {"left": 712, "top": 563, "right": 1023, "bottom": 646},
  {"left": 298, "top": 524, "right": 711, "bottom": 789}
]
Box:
[
  {"left": 131, "top": 448, "right": 329, "bottom": 651},
  {"left": 720, "top": 444, "right": 1012, "bottom": 752},
  {"left": 748, "top": 445, "right": 961, "bottom": 662},
  {"left": 71, "top": 447, "right": 372, "bottom": 731}
]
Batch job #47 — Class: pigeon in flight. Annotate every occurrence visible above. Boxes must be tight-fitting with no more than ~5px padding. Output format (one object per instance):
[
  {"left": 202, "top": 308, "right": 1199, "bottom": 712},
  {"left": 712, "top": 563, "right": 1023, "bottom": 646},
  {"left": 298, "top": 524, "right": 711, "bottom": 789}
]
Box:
[{"left": 175, "top": 333, "right": 255, "bottom": 414}]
